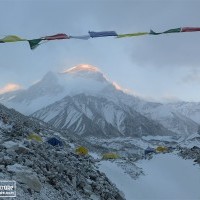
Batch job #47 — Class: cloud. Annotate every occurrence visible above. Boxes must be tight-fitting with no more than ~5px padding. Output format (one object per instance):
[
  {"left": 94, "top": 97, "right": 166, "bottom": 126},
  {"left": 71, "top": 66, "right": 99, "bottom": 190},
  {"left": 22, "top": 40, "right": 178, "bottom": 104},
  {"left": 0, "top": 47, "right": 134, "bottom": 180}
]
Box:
[
  {"left": 160, "top": 94, "right": 182, "bottom": 103},
  {"left": 130, "top": 33, "right": 200, "bottom": 69},
  {"left": 0, "top": 83, "right": 22, "bottom": 94},
  {"left": 136, "top": 93, "right": 182, "bottom": 103},
  {"left": 0, "top": 1, "right": 200, "bottom": 102},
  {"left": 182, "top": 69, "right": 200, "bottom": 83}
]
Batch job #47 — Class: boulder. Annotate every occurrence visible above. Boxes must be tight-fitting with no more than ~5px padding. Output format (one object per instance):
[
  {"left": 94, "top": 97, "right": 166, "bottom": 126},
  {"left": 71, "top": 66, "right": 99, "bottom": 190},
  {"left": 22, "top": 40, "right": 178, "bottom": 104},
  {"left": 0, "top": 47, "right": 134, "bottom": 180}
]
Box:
[
  {"left": 15, "top": 146, "right": 29, "bottom": 154},
  {"left": 90, "top": 194, "right": 100, "bottom": 200},
  {"left": 0, "top": 165, "right": 5, "bottom": 172},
  {"left": 2, "top": 141, "right": 18, "bottom": 149},
  {"left": 6, "top": 149, "right": 16, "bottom": 156},
  {"left": 83, "top": 183, "right": 93, "bottom": 194},
  {"left": 16, "top": 172, "right": 42, "bottom": 192},
  {"left": 3, "top": 156, "right": 13, "bottom": 165},
  {"left": 7, "top": 163, "right": 31, "bottom": 173}
]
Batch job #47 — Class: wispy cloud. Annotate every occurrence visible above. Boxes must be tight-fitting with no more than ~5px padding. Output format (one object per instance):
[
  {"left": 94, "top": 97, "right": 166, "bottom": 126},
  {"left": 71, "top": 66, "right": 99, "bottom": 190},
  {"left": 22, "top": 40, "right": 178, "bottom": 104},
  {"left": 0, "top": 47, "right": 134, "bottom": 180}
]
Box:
[{"left": 0, "top": 83, "right": 22, "bottom": 94}]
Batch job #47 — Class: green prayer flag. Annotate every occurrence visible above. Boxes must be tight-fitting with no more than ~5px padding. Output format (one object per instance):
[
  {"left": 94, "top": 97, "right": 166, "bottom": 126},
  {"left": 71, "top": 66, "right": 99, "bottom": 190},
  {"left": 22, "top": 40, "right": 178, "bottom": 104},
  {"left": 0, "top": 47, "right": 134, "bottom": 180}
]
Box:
[
  {"left": 150, "top": 28, "right": 181, "bottom": 35},
  {"left": 163, "top": 28, "right": 181, "bottom": 34},
  {"left": 28, "top": 39, "right": 42, "bottom": 50},
  {"left": 117, "top": 32, "right": 149, "bottom": 38}
]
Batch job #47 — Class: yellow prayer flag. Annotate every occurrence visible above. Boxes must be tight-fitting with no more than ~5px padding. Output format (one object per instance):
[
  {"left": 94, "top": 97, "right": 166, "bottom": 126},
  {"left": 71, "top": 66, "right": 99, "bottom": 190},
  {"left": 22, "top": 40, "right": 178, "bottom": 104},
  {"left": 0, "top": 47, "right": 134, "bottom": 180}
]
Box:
[
  {"left": 116, "top": 32, "right": 149, "bottom": 38},
  {"left": 1, "top": 35, "right": 26, "bottom": 42}
]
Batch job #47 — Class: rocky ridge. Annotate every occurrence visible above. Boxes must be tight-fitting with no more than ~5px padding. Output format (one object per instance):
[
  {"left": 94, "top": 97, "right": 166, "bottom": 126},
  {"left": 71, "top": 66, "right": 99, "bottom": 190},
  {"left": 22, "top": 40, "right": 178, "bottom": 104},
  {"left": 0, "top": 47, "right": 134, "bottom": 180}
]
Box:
[
  {"left": 0, "top": 104, "right": 125, "bottom": 200},
  {"left": 178, "top": 146, "right": 200, "bottom": 165}
]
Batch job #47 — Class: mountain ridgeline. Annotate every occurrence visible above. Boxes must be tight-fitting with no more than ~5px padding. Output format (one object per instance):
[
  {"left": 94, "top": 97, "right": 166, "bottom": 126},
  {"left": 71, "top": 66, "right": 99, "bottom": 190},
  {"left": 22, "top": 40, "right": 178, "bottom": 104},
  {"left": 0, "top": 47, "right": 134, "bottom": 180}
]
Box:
[
  {"left": 31, "top": 94, "right": 173, "bottom": 138},
  {"left": 0, "top": 64, "right": 199, "bottom": 137}
]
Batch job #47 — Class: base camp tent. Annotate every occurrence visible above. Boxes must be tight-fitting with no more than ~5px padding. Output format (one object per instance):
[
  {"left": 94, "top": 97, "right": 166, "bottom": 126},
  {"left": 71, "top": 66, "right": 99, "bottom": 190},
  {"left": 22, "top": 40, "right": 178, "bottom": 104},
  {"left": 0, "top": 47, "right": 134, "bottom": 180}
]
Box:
[
  {"left": 75, "top": 146, "right": 88, "bottom": 155},
  {"left": 47, "top": 137, "right": 63, "bottom": 146},
  {"left": 144, "top": 147, "right": 155, "bottom": 155},
  {"left": 102, "top": 153, "right": 119, "bottom": 160},
  {"left": 27, "top": 133, "right": 43, "bottom": 142},
  {"left": 156, "top": 146, "right": 168, "bottom": 153}
]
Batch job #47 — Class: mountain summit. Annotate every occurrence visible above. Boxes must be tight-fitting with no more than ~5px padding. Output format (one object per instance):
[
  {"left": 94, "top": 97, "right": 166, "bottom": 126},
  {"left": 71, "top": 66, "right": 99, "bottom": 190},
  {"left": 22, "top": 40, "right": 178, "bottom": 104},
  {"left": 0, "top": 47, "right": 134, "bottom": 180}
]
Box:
[
  {"left": 62, "top": 64, "right": 100, "bottom": 73},
  {"left": 60, "top": 64, "right": 110, "bottom": 84}
]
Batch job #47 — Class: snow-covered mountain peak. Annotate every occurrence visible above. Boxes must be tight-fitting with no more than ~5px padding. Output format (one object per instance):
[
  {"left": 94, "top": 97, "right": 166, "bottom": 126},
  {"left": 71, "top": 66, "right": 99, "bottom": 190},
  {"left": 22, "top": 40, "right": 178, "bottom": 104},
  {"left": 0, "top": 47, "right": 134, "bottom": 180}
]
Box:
[
  {"left": 0, "top": 64, "right": 134, "bottom": 114},
  {"left": 62, "top": 64, "right": 100, "bottom": 73},
  {"left": 60, "top": 64, "right": 132, "bottom": 96},
  {"left": 60, "top": 64, "right": 109, "bottom": 83}
]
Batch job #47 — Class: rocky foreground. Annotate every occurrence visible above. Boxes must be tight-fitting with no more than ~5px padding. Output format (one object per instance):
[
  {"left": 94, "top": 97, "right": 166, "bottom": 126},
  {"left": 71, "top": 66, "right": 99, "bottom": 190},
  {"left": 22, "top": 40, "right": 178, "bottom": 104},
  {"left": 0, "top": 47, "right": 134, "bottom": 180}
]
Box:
[
  {"left": 0, "top": 104, "right": 125, "bottom": 200},
  {"left": 0, "top": 140, "right": 124, "bottom": 200}
]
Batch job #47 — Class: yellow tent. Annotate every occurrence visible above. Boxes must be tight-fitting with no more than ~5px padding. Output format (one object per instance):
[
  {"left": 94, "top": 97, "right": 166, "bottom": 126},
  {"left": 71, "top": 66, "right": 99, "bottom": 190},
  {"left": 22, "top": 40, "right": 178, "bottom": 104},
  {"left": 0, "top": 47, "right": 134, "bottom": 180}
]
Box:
[
  {"left": 75, "top": 146, "right": 88, "bottom": 155},
  {"left": 102, "top": 153, "right": 119, "bottom": 160},
  {"left": 27, "top": 133, "right": 43, "bottom": 142},
  {"left": 156, "top": 146, "right": 168, "bottom": 153}
]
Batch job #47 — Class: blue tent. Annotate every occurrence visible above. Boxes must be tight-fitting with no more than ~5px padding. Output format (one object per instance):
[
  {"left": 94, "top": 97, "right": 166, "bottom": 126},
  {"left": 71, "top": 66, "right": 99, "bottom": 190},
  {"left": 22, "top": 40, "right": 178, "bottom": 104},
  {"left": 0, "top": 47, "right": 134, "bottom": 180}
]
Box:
[
  {"left": 144, "top": 147, "right": 155, "bottom": 155},
  {"left": 47, "top": 137, "right": 63, "bottom": 146}
]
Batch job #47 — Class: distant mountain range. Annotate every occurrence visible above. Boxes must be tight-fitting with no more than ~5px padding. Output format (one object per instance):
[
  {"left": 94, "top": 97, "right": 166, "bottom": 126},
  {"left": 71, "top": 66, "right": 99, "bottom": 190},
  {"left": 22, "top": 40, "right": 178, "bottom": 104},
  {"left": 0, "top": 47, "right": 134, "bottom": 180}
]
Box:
[
  {"left": 31, "top": 93, "right": 173, "bottom": 138},
  {"left": 0, "top": 64, "right": 199, "bottom": 137}
]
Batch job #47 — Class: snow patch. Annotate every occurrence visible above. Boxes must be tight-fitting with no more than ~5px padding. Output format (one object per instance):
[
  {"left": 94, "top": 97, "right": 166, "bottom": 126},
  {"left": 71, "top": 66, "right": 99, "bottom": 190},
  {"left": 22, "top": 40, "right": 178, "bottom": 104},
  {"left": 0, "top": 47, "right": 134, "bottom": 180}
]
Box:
[{"left": 99, "top": 153, "right": 200, "bottom": 200}]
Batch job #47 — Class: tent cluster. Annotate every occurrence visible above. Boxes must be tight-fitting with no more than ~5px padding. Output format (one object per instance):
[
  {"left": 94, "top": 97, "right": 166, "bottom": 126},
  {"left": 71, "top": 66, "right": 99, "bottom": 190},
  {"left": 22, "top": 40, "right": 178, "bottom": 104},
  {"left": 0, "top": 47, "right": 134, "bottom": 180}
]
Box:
[
  {"left": 25, "top": 134, "right": 169, "bottom": 159},
  {"left": 27, "top": 135, "right": 89, "bottom": 155},
  {"left": 74, "top": 147, "right": 120, "bottom": 160},
  {"left": 26, "top": 135, "right": 121, "bottom": 160},
  {"left": 1, "top": 27, "right": 200, "bottom": 50},
  {"left": 26, "top": 134, "right": 89, "bottom": 156},
  {"left": 27, "top": 133, "right": 64, "bottom": 147}
]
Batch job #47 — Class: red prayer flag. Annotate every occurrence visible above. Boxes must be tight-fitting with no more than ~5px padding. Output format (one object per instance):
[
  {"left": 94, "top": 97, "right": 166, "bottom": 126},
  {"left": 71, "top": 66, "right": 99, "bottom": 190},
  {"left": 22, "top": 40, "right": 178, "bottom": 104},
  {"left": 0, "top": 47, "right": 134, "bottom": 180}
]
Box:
[
  {"left": 43, "top": 33, "right": 69, "bottom": 40},
  {"left": 181, "top": 27, "right": 200, "bottom": 32}
]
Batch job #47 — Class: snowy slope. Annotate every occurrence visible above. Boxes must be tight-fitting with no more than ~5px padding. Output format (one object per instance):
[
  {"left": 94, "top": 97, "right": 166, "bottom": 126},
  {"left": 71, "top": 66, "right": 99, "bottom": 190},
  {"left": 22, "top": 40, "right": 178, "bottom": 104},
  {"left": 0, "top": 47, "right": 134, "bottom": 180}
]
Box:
[
  {"left": 101, "top": 90, "right": 199, "bottom": 136},
  {"left": 99, "top": 153, "right": 200, "bottom": 200},
  {"left": 179, "top": 132, "right": 200, "bottom": 148},
  {"left": 167, "top": 102, "right": 200, "bottom": 124},
  {"left": 32, "top": 94, "right": 173, "bottom": 138},
  {"left": 136, "top": 103, "right": 199, "bottom": 135}
]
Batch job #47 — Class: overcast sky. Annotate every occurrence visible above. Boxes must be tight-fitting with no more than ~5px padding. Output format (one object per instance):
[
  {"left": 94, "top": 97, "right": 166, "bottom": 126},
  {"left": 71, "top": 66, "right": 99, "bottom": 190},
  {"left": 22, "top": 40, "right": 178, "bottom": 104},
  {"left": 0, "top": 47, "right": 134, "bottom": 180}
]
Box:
[{"left": 0, "top": 0, "right": 200, "bottom": 102}]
